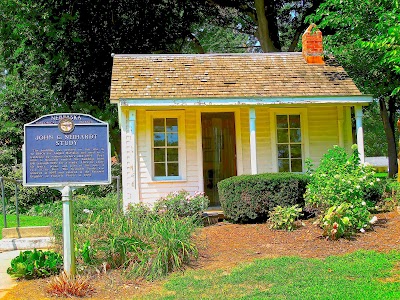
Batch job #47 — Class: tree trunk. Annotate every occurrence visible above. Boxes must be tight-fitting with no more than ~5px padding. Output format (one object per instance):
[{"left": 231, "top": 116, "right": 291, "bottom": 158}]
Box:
[
  {"left": 254, "top": 0, "right": 278, "bottom": 52},
  {"left": 379, "top": 97, "right": 398, "bottom": 178}
]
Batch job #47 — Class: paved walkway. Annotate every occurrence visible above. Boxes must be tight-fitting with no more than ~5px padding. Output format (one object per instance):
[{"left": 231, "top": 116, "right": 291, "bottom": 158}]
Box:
[{"left": 0, "top": 250, "right": 20, "bottom": 299}]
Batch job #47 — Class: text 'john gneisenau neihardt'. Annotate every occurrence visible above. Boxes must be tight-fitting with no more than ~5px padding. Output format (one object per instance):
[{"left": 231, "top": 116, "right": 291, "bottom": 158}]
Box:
[{"left": 34, "top": 134, "right": 98, "bottom": 146}]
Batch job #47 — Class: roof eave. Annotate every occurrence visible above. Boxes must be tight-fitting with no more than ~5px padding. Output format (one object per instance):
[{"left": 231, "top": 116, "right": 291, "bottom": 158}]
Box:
[{"left": 112, "top": 95, "right": 373, "bottom": 107}]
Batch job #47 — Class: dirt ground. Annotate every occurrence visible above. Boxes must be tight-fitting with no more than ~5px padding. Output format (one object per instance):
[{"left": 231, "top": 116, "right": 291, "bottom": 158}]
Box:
[{"left": 3, "top": 210, "right": 400, "bottom": 300}]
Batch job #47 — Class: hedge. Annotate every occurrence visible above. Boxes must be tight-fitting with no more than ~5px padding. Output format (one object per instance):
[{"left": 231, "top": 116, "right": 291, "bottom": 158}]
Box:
[{"left": 218, "top": 173, "right": 309, "bottom": 223}]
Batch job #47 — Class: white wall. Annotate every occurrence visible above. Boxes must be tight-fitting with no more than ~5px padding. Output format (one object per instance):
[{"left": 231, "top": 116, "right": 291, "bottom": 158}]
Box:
[{"left": 120, "top": 105, "right": 352, "bottom": 207}]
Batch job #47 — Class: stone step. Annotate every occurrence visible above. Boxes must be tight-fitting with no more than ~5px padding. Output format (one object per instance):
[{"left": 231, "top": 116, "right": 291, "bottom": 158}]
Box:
[
  {"left": 0, "top": 237, "right": 54, "bottom": 251},
  {"left": 2, "top": 226, "right": 52, "bottom": 239}
]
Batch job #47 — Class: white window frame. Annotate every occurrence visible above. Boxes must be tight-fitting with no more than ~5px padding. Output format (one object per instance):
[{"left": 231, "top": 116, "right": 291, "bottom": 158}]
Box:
[
  {"left": 147, "top": 111, "right": 186, "bottom": 181},
  {"left": 270, "top": 108, "right": 309, "bottom": 173}
]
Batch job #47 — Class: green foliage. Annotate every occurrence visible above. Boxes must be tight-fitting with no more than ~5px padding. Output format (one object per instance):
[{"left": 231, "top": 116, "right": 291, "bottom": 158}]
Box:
[
  {"left": 7, "top": 249, "right": 63, "bottom": 279},
  {"left": 268, "top": 204, "right": 303, "bottom": 231},
  {"left": 305, "top": 145, "right": 383, "bottom": 209},
  {"left": 321, "top": 203, "right": 373, "bottom": 240},
  {"left": 218, "top": 173, "right": 309, "bottom": 223},
  {"left": 308, "top": 0, "right": 400, "bottom": 177},
  {"left": 74, "top": 163, "right": 122, "bottom": 197},
  {"left": 0, "top": 167, "right": 60, "bottom": 214},
  {"left": 26, "top": 201, "right": 62, "bottom": 217},
  {"left": 51, "top": 195, "right": 199, "bottom": 280},
  {"left": 153, "top": 190, "right": 209, "bottom": 219}
]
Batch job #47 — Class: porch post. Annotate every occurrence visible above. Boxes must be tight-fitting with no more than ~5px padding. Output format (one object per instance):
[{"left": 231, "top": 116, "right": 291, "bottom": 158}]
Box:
[
  {"left": 337, "top": 106, "right": 344, "bottom": 147},
  {"left": 129, "top": 110, "right": 139, "bottom": 195},
  {"left": 354, "top": 105, "right": 365, "bottom": 164},
  {"left": 249, "top": 108, "right": 257, "bottom": 174}
]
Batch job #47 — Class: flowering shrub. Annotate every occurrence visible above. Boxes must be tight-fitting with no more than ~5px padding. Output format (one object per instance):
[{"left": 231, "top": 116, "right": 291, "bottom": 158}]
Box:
[
  {"left": 154, "top": 190, "right": 209, "bottom": 218},
  {"left": 321, "top": 202, "right": 378, "bottom": 240},
  {"left": 305, "top": 145, "right": 382, "bottom": 209},
  {"left": 268, "top": 205, "right": 303, "bottom": 231}
]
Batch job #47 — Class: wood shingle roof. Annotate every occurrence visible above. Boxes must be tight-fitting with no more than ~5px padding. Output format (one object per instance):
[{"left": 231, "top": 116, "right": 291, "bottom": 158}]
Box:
[{"left": 110, "top": 52, "right": 362, "bottom": 103}]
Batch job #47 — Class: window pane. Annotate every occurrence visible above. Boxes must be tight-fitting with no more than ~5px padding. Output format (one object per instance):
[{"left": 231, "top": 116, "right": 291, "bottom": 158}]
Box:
[
  {"left": 154, "top": 148, "right": 165, "bottom": 162},
  {"left": 154, "top": 163, "right": 166, "bottom": 176},
  {"left": 153, "top": 118, "right": 165, "bottom": 132},
  {"left": 166, "top": 118, "right": 178, "bottom": 132},
  {"left": 291, "top": 144, "right": 302, "bottom": 158},
  {"left": 167, "top": 133, "right": 178, "bottom": 146},
  {"left": 289, "top": 115, "right": 300, "bottom": 128},
  {"left": 154, "top": 133, "right": 165, "bottom": 146},
  {"left": 278, "top": 144, "right": 289, "bottom": 158},
  {"left": 167, "top": 163, "right": 179, "bottom": 176},
  {"left": 278, "top": 159, "right": 290, "bottom": 172},
  {"left": 167, "top": 148, "right": 178, "bottom": 162},
  {"left": 291, "top": 159, "right": 303, "bottom": 172},
  {"left": 277, "top": 129, "right": 289, "bottom": 143},
  {"left": 290, "top": 129, "right": 302, "bottom": 143},
  {"left": 276, "top": 115, "right": 288, "bottom": 128}
]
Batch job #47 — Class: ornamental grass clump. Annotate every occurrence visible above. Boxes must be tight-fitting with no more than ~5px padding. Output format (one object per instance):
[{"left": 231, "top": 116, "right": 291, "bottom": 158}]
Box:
[
  {"left": 52, "top": 192, "right": 201, "bottom": 280},
  {"left": 47, "top": 272, "right": 94, "bottom": 298}
]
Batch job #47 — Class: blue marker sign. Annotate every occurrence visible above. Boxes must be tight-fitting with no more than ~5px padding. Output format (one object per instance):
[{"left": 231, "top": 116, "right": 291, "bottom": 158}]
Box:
[{"left": 23, "top": 113, "right": 111, "bottom": 187}]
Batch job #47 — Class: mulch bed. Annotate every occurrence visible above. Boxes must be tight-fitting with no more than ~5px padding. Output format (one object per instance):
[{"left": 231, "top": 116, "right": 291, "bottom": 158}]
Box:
[{"left": 3, "top": 210, "right": 400, "bottom": 299}]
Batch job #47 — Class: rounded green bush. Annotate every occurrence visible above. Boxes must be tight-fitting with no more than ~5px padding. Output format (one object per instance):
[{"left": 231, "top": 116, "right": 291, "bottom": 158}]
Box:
[{"left": 218, "top": 173, "right": 309, "bottom": 223}]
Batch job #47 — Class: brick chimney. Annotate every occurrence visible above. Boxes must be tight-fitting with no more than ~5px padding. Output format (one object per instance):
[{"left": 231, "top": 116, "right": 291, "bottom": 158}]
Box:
[{"left": 302, "top": 24, "right": 324, "bottom": 64}]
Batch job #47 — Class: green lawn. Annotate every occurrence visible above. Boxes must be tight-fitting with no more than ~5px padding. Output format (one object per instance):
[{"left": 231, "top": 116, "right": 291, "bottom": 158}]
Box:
[
  {"left": 142, "top": 250, "right": 400, "bottom": 300},
  {"left": 0, "top": 215, "right": 52, "bottom": 239}
]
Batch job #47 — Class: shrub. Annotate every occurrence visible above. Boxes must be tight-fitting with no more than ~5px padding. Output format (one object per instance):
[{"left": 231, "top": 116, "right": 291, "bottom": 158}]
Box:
[
  {"left": 268, "top": 205, "right": 303, "bottom": 231},
  {"left": 7, "top": 249, "right": 63, "bottom": 279},
  {"left": 153, "top": 190, "right": 209, "bottom": 219},
  {"left": 47, "top": 272, "right": 94, "bottom": 298},
  {"left": 305, "top": 145, "right": 383, "bottom": 210},
  {"left": 218, "top": 173, "right": 309, "bottom": 223}
]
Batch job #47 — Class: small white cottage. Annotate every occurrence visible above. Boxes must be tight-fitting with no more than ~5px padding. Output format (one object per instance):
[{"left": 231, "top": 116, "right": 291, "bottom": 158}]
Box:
[{"left": 110, "top": 24, "right": 372, "bottom": 208}]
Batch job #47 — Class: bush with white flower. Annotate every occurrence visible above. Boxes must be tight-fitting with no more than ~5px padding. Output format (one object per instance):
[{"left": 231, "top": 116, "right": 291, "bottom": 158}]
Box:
[
  {"left": 305, "top": 145, "right": 383, "bottom": 239},
  {"left": 305, "top": 145, "right": 382, "bottom": 209},
  {"left": 154, "top": 190, "right": 209, "bottom": 219}
]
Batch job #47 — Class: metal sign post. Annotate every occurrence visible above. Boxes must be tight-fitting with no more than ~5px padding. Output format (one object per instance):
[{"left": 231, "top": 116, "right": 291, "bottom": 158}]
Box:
[
  {"left": 23, "top": 113, "right": 111, "bottom": 277},
  {"left": 59, "top": 186, "right": 76, "bottom": 276}
]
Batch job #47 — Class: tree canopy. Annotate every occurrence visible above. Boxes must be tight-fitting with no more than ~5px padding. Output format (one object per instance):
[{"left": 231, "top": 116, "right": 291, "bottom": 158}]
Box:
[{"left": 307, "top": 0, "right": 400, "bottom": 176}]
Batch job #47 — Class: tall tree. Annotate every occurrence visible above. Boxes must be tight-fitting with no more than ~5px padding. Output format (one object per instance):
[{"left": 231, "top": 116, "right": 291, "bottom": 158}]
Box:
[
  {"left": 200, "top": 0, "right": 323, "bottom": 52},
  {"left": 0, "top": 0, "right": 204, "bottom": 161},
  {"left": 308, "top": 0, "right": 400, "bottom": 176}
]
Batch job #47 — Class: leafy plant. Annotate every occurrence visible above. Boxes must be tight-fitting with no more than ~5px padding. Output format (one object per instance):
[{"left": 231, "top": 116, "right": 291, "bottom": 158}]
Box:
[
  {"left": 153, "top": 190, "right": 209, "bottom": 219},
  {"left": 47, "top": 271, "right": 94, "bottom": 298},
  {"left": 321, "top": 202, "right": 375, "bottom": 240},
  {"left": 7, "top": 249, "right": 63, "bottom": 279},
  {"left": 268, "top": 205, "right": 303, "bottom": 231}
]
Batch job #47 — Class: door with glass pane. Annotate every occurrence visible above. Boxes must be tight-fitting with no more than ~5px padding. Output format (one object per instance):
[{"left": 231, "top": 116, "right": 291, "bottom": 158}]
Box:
[{"left": 201, "top": 112, "right": 237, "bottom": 206}]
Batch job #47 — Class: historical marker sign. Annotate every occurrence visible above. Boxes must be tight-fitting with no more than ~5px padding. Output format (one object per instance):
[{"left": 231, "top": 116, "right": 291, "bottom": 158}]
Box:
[{"left": 23, "top": 113, "right": 111, "bottom": 187}]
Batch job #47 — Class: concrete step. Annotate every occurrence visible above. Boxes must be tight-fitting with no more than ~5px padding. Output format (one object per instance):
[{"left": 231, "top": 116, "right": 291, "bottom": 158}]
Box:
[
  {"left": 2, "top": 226, "right": 52, "bottom": 239},
  {"left": 0, "top": 237, "right": 54, "bottom": 251}
]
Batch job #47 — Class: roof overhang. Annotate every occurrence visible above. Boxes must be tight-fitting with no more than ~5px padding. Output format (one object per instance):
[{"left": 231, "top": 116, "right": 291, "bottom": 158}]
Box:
[{"left": 114, "top": 95, "right": 373, "bottom": 107}]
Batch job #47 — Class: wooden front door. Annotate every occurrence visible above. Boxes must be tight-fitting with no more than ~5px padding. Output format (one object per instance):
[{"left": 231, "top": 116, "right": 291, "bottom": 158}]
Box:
[{"left": 201, "top": 112, "right": 237, "bottom": 206}]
